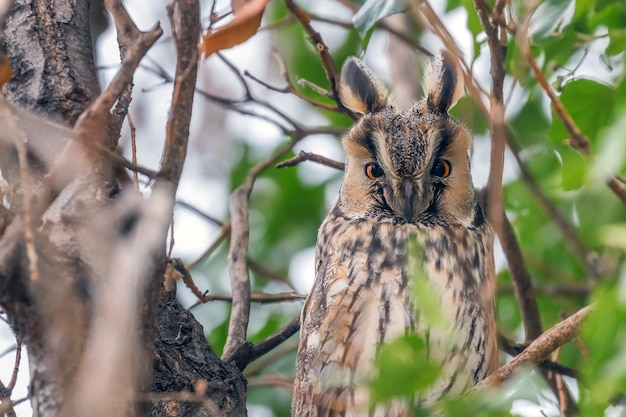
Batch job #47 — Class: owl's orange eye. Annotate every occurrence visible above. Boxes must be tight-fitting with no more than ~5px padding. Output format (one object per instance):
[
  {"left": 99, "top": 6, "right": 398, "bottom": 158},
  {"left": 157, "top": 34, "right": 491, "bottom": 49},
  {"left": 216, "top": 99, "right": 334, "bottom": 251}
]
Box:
[
  {"left": 365, "top": 162, "right": 384, "bottom": 180},
  {"left": 431, "top": 159, "right": 451, "bottom": 178}
]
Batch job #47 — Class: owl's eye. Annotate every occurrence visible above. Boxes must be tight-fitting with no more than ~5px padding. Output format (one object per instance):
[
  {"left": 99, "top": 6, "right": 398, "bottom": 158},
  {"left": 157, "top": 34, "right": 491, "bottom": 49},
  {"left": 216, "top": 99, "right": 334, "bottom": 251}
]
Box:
[
  {"left": 431, "top": 159, "right": 451, "bottom": 178},
  {"left": 365, "top": 162, "right": 384, "bottom": 180}
]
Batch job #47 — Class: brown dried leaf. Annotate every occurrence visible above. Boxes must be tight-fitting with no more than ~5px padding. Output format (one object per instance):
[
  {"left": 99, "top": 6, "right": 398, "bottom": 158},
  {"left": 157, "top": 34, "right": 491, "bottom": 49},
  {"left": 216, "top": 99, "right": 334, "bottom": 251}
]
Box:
[
  {"left": 199, "top": 0, "right": 271, "bottom": 59},
  {"left": 0, "top": 56, "right": 12, "bottom": 86},
  {"left": 231, "top": 0, "right": 247, "bottom": 12}
]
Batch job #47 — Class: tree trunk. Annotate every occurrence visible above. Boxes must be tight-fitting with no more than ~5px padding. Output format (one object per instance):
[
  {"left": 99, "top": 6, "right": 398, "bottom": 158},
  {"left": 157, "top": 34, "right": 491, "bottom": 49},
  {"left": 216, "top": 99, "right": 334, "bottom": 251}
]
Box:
[{"left": 0, "top": 0, "right": 248, "bottom": 416}]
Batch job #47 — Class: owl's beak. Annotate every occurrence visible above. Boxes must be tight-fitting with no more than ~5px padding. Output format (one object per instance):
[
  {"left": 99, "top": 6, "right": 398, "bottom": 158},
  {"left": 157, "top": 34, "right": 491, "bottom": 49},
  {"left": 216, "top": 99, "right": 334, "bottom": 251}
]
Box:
[{"left": 400, "top": 178, "right": 427, "bottom": 222}]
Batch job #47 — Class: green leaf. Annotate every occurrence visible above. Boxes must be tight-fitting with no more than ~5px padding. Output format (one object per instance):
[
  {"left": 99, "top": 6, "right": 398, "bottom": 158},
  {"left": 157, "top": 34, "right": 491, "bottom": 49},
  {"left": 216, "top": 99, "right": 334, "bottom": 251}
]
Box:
[
  {"left": 606, "top": 29, "right": 626, "bottom": 56},
  {"left": 581, "top": 281, "right": 626, "bottom": 408},
  {"left": 574, "top": 0, "right": 596, "bottom": 23},
  {"left": 370, "top": 334, "right": 440, "bottom": 405},
  {"left": 450, "top": 96, "right": 489, "bottom": 136},
  {"left": 559, "top": 145, "right": 587, "bottom": 190},
  {"left": 508, "top": 94, "right": 551, "bottom": 147},
  {"left": 352, "top": 0, "right": 407, "bottom": 40},
  {"left": 548, "top": 78, "right": 615, "bottom": 146},
  {"left": 593, "top": 106, "right": 626, "bottom": 180},
  {"left": 529, "top": 0, "right": 575, "bottom": 41},
  {"left": 589, "top": 1, "right": 626, "bottom": 30}
]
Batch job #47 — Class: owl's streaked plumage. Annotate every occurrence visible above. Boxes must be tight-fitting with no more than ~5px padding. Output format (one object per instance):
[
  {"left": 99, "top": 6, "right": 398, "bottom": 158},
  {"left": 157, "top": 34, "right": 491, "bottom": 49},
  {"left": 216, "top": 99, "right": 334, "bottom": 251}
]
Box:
[{"left": 291, "top": 53, "right": 498, "bottom": 416}]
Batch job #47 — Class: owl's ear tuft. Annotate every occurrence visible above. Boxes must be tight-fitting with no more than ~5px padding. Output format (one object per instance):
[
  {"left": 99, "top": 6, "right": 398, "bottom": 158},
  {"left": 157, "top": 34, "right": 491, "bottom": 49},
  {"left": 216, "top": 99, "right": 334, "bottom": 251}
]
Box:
[
  {"left": 424, "top": 51, "right": 464, "bottom": 114},
  {"left": 339, "top": 57, "right": 388, "bottom": 115}
]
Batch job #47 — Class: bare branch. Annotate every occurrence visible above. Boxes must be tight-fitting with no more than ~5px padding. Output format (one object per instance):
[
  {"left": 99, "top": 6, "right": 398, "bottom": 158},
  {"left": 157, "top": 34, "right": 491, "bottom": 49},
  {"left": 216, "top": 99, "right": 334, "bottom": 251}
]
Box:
[
  {"left": 76, "top": 0, "right": 162, "bottom": 147},
  {"left": 245, "top": 339, "right": 299, "bottom": 376},
  {"left": 158, "top": 0, "right": 199, "bottom": 189},
  {"left": 7, "top": 339, "right": 20, "bottom": 391},
  {"left": 284, "top": 0, "right": 356, "bottom": 118},
  {"left": 106, "top": 0, "right": 145, "bottom": 145},
  {"left": 223, "top": 187, "right": 252, "bottom": 360},
  {"left": 245, "top": 52, "right": 340, "bottom": 112},
  {"left": 500, "top": 212, "right": 543, "bottom": 340},
  {"left": 277, "top": 151, "right": 345, "bottom": 170},
  {"left": 250, "top": 316, "right": 300, "bottom": 363},
  {"left": 474, "top": 304, "right": 592, "bottom": 390},
  {"left": 474, "top": 0, "right": 507, "bottom": 238},
  {"left": 607, "top": 175, "right": 626, "bottom": 206},
  {"left": 517, "top": 36, "right": 589, "bottom": 156}
]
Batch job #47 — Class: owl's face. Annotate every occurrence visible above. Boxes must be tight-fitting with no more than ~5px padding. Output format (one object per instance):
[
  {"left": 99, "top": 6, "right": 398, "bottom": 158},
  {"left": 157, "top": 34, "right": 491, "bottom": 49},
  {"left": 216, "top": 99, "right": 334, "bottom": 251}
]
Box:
[{"left": 337, "top": 54, "right": 477, "bottom": 227}]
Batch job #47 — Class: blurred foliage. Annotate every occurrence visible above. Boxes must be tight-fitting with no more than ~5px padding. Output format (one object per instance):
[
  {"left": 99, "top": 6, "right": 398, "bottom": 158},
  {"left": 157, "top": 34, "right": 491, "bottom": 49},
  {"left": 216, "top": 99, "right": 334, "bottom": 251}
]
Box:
[{"left": 187, "top": 0, "right": 626, "bottom": 415}]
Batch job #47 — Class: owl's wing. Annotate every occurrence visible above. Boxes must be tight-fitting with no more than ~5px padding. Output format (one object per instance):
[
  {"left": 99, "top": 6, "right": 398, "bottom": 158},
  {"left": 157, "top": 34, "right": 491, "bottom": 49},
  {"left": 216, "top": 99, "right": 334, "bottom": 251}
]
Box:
[
  {"left": 292, "top": 250, "right": 407, "bottom": 417},
  {"left": 292, "top": 254, "right": 356, "bottom": 416}
]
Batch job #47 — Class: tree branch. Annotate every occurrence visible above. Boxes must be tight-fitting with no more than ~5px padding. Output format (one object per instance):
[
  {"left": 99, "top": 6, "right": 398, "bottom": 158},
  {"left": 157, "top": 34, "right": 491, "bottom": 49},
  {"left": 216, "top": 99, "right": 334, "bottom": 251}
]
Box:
[
  {"left": 250, "top": 316, "right": 300, "bottom": 363},
  {"left": 276, "top": 151, "right": 345, "bottom": 170},
  {"left": 474, "top": 304, "right": 592, "bottom": 390},
  {"left": 75, "top": 0, "right": 162, "bottom": 148},
  {"left": 223, "top": 187, "right": 252, "bottom": 361},
  {"left": 474, "top": 0, "right": 507, "bottom": 238},
  {"left": 157, "top": 0, "right": 199, "bottom": 189}
]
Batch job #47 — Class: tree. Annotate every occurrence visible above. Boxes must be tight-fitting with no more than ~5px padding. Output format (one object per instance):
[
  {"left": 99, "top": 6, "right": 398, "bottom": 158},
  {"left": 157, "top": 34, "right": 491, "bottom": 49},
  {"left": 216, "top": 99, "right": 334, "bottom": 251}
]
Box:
[{"left": 0, "top": 0, "right": 624, "bottom": 416}]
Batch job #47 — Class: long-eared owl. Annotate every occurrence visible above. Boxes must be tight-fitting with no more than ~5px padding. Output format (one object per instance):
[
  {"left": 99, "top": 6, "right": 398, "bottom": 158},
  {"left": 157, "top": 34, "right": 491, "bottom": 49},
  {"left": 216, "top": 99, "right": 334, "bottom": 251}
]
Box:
[{"left": 292, "top": 52, "right": 498, "bottom": 416}]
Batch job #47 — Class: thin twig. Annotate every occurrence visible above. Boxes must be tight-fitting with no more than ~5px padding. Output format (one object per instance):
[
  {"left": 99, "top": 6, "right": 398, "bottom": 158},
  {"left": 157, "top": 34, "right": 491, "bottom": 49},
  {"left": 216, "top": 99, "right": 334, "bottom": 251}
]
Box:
[
  {"left": 516, "top": 23, "right": 626, "bottom": 208},
  {"left": 128, "top": 113, "right": 139, "bottom": 190},
  {"left": 108, "top": 0, "right": 140, "bottom": 147},
  {"left": 276, "top": 151, "right": 345, "bottom": 170},
  {"left": 408, "top": 1, "right": 490, "bottom": 116},
  {"left": 508, "top": 139, "right": 597, "bottom": 278},
  {"left": 497, "top": 283, "right": 588, "bottom": 298},
  {"left": 607, "top": 176, "right": 626, "bottom": 206},
  {"left": 517, "top": 34, "right": 589, "bottom": 156},
  {"left": 245, "top": 54, "right": 339, "bottom": 111},
  {"left": 0, "top": 344, "right": 16, "bottom": 359},
  {"left": 186, "top": 220, "right": 231, "bottom": 270},
  {"left": 175, "top": 200, "right": 224, "bottom": 227},
  {"left": 246, "top": 373, "right": 293, "bottom": 390},
  {"left": 142, "top": 59, "right": 347, "bottom": 138},
  {"left": 7, "top": 340, "right": 20, "bottom": 390},
  {"left": 284, "top": 0, "right": 354, "bottom": 118}
]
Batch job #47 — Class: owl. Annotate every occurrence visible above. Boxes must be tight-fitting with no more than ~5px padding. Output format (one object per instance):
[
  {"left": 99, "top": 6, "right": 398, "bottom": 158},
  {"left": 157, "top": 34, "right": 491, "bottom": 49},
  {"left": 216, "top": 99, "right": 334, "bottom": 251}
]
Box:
[{"left": 291, "top": 52, "right": 498, "bottom": 416}]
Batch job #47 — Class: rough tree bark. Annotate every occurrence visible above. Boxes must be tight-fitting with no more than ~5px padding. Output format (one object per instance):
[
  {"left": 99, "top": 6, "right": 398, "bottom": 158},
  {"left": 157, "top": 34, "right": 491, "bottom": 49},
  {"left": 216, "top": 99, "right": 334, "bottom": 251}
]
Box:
[{"left": 0, "top": 1, "right": 247, "bottom": 416}]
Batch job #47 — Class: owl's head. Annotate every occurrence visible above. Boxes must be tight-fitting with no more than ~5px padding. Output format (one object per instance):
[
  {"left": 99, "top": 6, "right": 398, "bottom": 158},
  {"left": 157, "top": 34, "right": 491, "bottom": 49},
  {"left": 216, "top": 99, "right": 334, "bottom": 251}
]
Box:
[{"left": 337, "top": 53, "right": 479, "bottom": 227}]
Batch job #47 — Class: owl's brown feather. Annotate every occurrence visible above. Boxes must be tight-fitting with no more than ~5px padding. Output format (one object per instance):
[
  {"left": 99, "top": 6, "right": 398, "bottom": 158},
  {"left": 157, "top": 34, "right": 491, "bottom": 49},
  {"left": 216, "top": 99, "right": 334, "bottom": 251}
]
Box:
[{"left": 292, "top": 54, "right": 498, "bottom": 416}]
